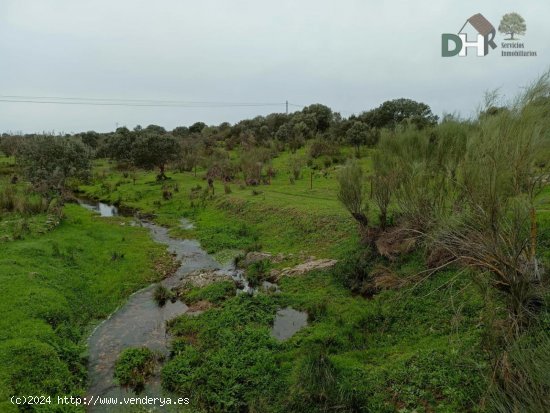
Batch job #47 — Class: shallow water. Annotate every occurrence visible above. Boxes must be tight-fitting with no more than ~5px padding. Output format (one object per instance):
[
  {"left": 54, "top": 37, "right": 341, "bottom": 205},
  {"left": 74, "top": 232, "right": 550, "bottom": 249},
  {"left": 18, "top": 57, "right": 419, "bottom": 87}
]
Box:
[
  {"left": 271, "top": 307, "right": 308, "bottom": 341},
  {"left": 81, "top": 200, "right": 221, "bottom": 411},
  {"left": 79, "top": 199, "right": 300, "bottom": 411}
]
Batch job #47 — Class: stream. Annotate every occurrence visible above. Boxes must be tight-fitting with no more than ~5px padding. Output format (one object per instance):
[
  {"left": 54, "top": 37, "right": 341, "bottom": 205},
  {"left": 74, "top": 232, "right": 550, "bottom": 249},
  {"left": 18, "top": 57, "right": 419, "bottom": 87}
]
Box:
[{"left": 78, "top": 199, "right": 307, "bottom": 412}]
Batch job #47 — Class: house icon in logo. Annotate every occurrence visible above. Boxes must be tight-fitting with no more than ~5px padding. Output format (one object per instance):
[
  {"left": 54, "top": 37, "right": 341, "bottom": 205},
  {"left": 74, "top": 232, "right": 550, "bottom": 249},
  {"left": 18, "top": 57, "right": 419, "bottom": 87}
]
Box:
[{"left": 442, "top": 13, "right": 498, "bottom": 57}]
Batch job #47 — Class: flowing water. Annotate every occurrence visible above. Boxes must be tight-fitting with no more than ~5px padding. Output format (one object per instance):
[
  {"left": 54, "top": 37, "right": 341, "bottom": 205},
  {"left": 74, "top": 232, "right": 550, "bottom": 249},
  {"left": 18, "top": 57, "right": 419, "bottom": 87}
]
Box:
[
  {"left": 78, "top": 199, "right": 119, "bottom": 217},
  {"left": 78, "top": 198, "right": 307, "bottom": 411},
  {"left": 80, "top": 199, "right": 219, "bottom": 411}
]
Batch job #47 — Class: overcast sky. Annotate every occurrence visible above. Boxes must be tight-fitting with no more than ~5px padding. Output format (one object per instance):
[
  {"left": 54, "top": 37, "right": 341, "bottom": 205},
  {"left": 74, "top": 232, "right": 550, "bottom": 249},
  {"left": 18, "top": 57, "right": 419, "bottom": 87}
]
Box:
[{"left": 0, "top": 0, "right": 548, "bottom": 133}]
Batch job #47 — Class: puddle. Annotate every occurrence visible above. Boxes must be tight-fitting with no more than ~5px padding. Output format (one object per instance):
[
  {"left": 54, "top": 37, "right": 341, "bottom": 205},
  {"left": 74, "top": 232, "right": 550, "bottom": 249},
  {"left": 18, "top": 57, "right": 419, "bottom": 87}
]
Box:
[{"left": 271, "top": 307, "right": 308, "bottom": 341}]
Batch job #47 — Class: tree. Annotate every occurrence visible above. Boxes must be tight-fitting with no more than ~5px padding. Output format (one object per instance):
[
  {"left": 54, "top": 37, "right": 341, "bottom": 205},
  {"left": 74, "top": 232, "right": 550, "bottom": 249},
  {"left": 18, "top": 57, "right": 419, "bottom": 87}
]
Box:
[
  {"left": 498, "top": 13, "right": 526, "bottom": 40},
  {"left": 172, "top": 126, "right": 190, "bottom": 138},
  {"left": 293, "top": 121, "right": 312, "bottom": 141},
  {"left": 0, "top": 135, "right": 22, "bottom": 157},
  {"left": 346, "top": 121, "right": 378, "bottom": 157},
  {"left": 189, "top": 122, "right": 207, "bottom": 134},
  {"left": 104, "top": 129, "right": 136, "bottom": 163},
  {"left": 360, "top": 98, "right": 438, "bottom": 130},
  {"left": 275, "top": 123, "right": 292, "bottom": 143},
  {"left": 131, "top": 133, "right": 179, "bottom": 179},
  {"left": 144, "top": 124, "right": 167, "bottom": 135},
  {"left": 302, "top": 104, "right": 333, "bottom": 133},
  {"left": 17, "top": 136, "right": 91, "bottom": 197},
  {"left": 80, "top": 131, "right": 100, "bottom": 149}
]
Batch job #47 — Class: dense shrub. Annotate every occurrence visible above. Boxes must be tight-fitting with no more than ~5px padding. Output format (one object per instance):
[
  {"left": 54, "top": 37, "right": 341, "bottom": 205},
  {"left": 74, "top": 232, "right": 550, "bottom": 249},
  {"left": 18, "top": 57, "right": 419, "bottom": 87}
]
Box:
[
  {"left": 114, "top": 347, "right": 158, "bottom": 392},
  {"left": 337, "top": 159, "right": 369, "bottom": 228},
  {"left": 17, "top": 136, "right": 92, "bottom": 197}
]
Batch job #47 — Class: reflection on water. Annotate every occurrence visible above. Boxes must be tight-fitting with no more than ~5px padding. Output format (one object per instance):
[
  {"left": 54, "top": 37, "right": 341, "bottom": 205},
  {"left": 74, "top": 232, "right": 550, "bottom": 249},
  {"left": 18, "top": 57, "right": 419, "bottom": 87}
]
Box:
[
  {"left": 271, "top": 307, "right": 308, "bottom": 341},
  {"left": 80, "top": 200, "right": 289, "bottom": 411},
  {"left": 83, "top": 202, "right": 220, "bottom": 412}
]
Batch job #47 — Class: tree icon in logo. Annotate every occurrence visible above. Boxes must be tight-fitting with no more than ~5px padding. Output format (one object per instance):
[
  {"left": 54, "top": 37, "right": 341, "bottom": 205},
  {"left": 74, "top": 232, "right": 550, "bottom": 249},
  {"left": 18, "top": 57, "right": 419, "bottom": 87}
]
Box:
[{"left": 498, "top": 12, "right": 526, "bottom": 40}]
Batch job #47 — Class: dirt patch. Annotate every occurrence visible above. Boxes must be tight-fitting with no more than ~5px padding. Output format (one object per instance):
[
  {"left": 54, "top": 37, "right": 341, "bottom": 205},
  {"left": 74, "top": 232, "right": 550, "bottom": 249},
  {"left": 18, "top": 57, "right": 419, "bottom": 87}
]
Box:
[
  {"left": 186, "top": 300, "right": 213, "bottom": 315},
  {"left": 181, "top": 269, "right": 233, "bottom": 288},
  {"left": 154, "top": 252, "right": 181, "bottom": 279},
  {"left": 239, "top": 251, "right": 291, "bottom": 268},
  {"left": 239, "top": 252, "right": 275, "bottom": 267},
  {"left": 270, "top": 258, "right": 338, "bottom": 282}
]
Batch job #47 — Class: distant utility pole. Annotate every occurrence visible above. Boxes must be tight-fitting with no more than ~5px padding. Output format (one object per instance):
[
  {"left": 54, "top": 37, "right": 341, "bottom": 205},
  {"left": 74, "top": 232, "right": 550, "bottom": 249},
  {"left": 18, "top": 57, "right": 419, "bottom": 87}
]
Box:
[{"left": 285, "top": 100, "right": 288, "bottom": 115}]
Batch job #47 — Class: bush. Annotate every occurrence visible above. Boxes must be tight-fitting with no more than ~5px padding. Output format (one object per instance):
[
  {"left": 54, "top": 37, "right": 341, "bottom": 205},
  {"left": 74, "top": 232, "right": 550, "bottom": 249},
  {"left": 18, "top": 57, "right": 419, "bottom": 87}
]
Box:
[
  {"left": 488, "top": 331, "right": 550, "bottom": 413},
  {"left": 309, "top": 138, "right": 340, "bottom": 159},
  {"left": 162, "top": 326, "right": 282, "bottom": 412},
  {"left": 337, "top": 160, "right": 369, "bottom": 228},
  {"left": 289, "top": 344, "right": 338, "bottom": 411},
  {"left": 246, "top": 259, "right": 272, "bottom": 287},
  {"left": 153, "top": 285, "right": 174, "bottom": 306},
  {"left": 0, "top": 186, "right": 16, "bottom": 211},
  {"left": 114, "top": 347, "right": 158, "bottom": 392},
  {"left": 17, "top": 135, "right": 91, "bottom": 196},
  {"left": 334, "top": 248, "right": 374, "bottom": 295},
  {"left": 0, "top": 186, "right": 48, "bottom": 215},
  {"left": 288, "top": 155, "right": 304, "bottom": 180}
]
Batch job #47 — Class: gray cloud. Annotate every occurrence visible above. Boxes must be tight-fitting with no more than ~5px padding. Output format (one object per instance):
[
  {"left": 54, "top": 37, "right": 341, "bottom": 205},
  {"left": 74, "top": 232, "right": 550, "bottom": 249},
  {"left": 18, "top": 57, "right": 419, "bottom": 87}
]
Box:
[{"left": 0, "top": 0, "right": 548, "bottom": 133}]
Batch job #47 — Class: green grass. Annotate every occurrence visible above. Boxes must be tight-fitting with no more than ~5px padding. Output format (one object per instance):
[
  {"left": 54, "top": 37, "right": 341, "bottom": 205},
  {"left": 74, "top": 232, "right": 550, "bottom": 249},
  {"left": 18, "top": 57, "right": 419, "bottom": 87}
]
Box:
[
  {"left": 114, "top": 347, "right": 159, "bottom": 391},
  {"left": 164, "top": 265, "right": 486, "bottom": 412},
  {"left": 75, "top": 152, "right": 550, "bottom": 412},
  {"left": 77, "top": 151, "right": 371, "bottom": 258},
  {"left": 2, "top": 145, "right": 547, "bottom": 412},
  {"left": 181, "top": 280, "right": 236, "bottom": 305},
  {"left": 0, "top": 202, "right": 174, "bottom": 412}
]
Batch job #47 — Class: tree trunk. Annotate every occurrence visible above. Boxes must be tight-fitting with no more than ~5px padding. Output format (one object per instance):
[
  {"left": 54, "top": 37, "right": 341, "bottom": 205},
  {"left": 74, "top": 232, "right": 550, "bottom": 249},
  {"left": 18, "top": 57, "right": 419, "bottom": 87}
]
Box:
[
  {"left": 379, "top": 210, "right": 387, "bottom": 230},
  {"left": 158, "top": 164, "right": 167, "bottom": 180},
  {"left": 351, "top": 212, "right": 369, "bottom": 229}
]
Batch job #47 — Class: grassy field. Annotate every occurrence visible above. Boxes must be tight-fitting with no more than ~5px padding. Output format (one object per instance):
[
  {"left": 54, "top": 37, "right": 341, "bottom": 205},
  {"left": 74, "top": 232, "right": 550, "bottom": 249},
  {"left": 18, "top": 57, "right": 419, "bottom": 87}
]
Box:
[
  {"left": 1, "top": 143, "right": 548, "bottom": 412},
  {"left": 0, "top": 157, "right": 176, "bottom": 412},
  {"left": 77, "top": 150, "right": 529, "bottom": 412},
  {"left": 164, "top": 258, "right": 487, "bottom": 412},
  {"left": 78, "top": 149, "right": 375, "bottom": 258}
]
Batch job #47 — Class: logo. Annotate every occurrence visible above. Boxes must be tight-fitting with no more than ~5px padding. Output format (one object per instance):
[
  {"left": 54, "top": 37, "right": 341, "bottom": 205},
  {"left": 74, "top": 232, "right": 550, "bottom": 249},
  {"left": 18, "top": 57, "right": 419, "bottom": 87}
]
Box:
[
  {"left": 442, "top": 12, "right": 537, "bottom": 58},
  {"left": 442, "top": 14, "right": 497, "bottom": 57},
  {"left": 498, "top": 12, "right": 526, "bottom": 41}
]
